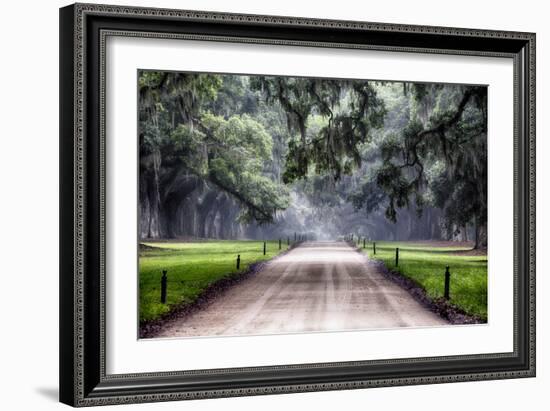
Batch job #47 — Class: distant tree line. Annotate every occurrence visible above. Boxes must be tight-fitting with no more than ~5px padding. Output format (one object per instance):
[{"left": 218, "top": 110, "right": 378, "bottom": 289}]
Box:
[{"left": 139, "top": 71, "right": 487, "bottom": 248}]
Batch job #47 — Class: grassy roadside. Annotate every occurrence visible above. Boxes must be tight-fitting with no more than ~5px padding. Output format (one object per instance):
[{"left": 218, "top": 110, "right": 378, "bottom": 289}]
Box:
[
  {"left": 360, "top": 241, "right": 488, "bottom": 321},
  {"left": 139, "top": 240, "right": 289, "bottom": 323}
]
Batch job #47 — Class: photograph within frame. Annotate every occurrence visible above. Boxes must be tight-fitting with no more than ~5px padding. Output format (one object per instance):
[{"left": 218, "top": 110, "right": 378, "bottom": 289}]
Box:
[{"left": 137, "top": 70, "right": 488, "bottom": 340}]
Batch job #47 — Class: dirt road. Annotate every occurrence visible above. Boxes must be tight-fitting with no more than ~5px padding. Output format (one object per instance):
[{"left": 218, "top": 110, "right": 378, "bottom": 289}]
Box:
[{"left": 156, "top": 241, "right": 447, "bottom": 338}]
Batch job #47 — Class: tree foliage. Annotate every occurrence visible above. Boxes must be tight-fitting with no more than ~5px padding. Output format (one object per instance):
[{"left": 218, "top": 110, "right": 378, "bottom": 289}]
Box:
[
  {"left": 139, "top": 71, "right": 289, "bottom": 225},
  {"left": 139, "top": 70, "right": 488, "bottom": 245},
  {"left": 250, "top": 77, "right": 386, "bottom": 183},
  {"left": 350, "top": 83, "right": 488, "bottom": 247}
]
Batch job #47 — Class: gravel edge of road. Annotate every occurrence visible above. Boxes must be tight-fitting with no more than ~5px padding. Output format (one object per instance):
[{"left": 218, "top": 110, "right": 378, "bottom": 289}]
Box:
[
  {"left": 139, "top": 244, "right": 298, "bottom": 339},
  {"left": 352, "top": 246, "right": 486, "bottom": 325}
]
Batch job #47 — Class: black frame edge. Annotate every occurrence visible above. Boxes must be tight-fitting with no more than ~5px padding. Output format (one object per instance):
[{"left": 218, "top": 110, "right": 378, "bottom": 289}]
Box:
[
  {"left": 60, "top": 3, "right": 76, "bottom": 407},
  {"left": 524, "top": 33, "right": 536, "bottom": 376}
]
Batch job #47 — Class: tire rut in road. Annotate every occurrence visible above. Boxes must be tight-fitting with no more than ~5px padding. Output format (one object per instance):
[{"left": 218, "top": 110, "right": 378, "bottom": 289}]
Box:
[{"left": 152, "top": 242, "right": 448, "bottom": 338}]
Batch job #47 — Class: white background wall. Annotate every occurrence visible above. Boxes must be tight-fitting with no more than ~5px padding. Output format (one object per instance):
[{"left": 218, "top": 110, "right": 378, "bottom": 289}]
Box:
[{"left": 0, "top": 0, "right": 546, "bottom": 409}]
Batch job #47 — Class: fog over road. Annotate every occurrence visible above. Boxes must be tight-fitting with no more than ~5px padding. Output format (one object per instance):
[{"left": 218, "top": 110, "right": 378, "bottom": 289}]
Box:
[{"left": 156, "top": 241, "right": 447, "bottom": 338}]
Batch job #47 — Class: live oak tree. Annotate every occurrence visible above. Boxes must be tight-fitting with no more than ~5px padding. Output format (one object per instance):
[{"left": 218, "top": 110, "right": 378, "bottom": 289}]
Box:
[
  {"left": 197, "top": 113, "right": 290, "bottom": 223},
  {"left": 139, "top": 71, "right": 487, "bottom": 246},
  {"left": 139, "top": 71, "right": 289, "bottom": 238},
  {"left": 250, "top": 76, "right": 386, "bottom": 183},
  {"left": 349, "top": 83, "right": 488, "bottom": 248}
]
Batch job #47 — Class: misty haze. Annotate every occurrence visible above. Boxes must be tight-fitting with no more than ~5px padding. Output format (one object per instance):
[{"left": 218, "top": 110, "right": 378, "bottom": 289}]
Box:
[{"left": 138, "top": 71, "right": 488, "bottom": 339}]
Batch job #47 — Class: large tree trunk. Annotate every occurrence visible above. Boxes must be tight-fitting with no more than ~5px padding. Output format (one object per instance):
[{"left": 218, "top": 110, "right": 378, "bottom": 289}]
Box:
[
  {"left": 474, "top": 220, "right": 480, "bottom": 249},
  {"left": 197, "top": 190, "right": 219, "bottom": 238},
  {"left": 139, "top": 151, "right": 163, "bottom": 239},
  {"left": 473, "top": 217, "right": 487, "bottom": 249}
]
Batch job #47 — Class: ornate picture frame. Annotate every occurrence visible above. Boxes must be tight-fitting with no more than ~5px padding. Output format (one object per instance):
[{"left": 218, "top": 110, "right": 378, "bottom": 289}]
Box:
[{"left": 59, "top": 3, "right": 535, "bottom": 407}]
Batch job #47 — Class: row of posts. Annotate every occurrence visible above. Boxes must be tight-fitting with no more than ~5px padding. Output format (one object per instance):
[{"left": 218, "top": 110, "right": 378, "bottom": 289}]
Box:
[
  {"left": 247, "top": 233, "right": 306, "bottom": 266},
  {"left": 159, "top": 236, "right": 305, "bottom": 303},
  {"left": 345, "top": 236, "right": 452, "bottom": 300},
  {"left": 344, "top": 234, "right": 374, "bottom": 252},
  {"left": 159, "top": 238, "right": 453, "bottom": 303},
  {"left": 159, "top": 263, "right": 451, "bottom": 303}
]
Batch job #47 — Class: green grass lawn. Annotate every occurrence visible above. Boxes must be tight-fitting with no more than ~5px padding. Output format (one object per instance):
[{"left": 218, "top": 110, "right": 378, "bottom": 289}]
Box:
[
  {"left": 360, "top": 241, "right": 488, "bottom": 320},
  {"left": 139, "top": 240, "right": 289, "bottom": 323}
]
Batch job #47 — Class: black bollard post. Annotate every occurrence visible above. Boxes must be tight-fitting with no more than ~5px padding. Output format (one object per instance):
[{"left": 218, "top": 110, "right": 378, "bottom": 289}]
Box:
[
  {"left": 395, "top": 247, "right": 399, "bottom": 266},
  {"left": 294, "top": 232, "right": 297, "bottom": 242},
  {"left": 236, "top": 254, "right": 241, "bottom": 270},
  {"left": 287, "top": 237, "right": 290, "bottom": 246},
  {"left": 279, "top": 238, "right": 282, "bottom": 250},
  {"left": 444, "top": 266, "right": 451, "bottom": 300},
  {"left": 263, "top": 241, "right": 266, "bottom": 255},
  {"left": 363, "top": 238, "right": 366, "bottom": 248},
  {"left": 373, "top": 242, "right": 376, "bottom": 255},
  {"left": 351, "top": 233, "right": 354, "bottom": 242},
  {"left": 160, "top": 270, "right": 168, "bottom": 304}
]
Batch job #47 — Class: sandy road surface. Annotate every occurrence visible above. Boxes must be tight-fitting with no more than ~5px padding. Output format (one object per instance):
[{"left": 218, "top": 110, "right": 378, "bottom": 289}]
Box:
[{"left": 156, "top": 241, "right": 447, "bottom": 338}]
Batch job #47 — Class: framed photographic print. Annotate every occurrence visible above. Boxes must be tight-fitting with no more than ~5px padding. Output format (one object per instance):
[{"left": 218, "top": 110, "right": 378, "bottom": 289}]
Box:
[{"left": 59, "top": 2, "right": 536, "bottom": 407}]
